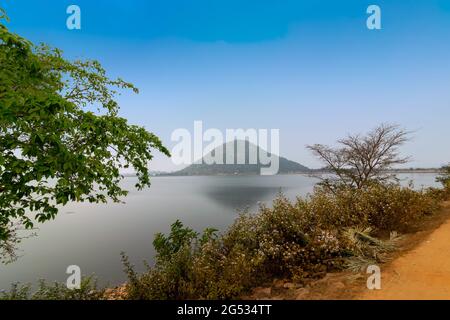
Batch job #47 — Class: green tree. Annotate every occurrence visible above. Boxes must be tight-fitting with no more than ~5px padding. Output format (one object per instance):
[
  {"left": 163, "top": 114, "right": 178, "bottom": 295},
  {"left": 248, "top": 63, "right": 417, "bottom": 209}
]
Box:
[{"left": 0, "top": 11, "right": 170, "bottom": 260}]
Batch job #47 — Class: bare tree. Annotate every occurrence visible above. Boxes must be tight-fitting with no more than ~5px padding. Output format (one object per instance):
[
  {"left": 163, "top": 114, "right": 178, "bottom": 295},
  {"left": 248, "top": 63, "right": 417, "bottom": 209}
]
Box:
[{"left": 307, "top": 124, "right": 411, "bottom": 190}]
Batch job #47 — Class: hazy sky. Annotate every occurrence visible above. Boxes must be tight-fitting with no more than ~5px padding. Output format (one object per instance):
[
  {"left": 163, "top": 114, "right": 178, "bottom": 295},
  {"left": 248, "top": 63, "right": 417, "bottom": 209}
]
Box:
[{"left": 3, "top": 0, "right": 450, "bottom": 170}]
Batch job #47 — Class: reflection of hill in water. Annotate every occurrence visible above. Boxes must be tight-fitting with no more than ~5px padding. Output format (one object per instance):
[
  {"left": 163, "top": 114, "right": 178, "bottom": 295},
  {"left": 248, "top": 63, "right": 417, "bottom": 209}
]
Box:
[{"left": 204, "top": 185, "right": 289, "bottom": 210}]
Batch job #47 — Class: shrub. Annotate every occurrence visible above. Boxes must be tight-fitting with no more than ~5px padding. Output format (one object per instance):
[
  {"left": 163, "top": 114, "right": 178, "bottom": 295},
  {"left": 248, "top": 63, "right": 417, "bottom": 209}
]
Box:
[
  {"left": 437, "top": 164, "right": 450, "bottom": 198},
  {"left": 305, "top": 186, "right": 369, "bottom": 229},
  {"left": 122, "top": 221, "right": 220, "bottom": 300},
  {"left": 223, "top": 196, "right": 348, "bottom": 279},
  {"left": 189, "top": 237, "right": 263, "bottom": 299},
  {"left": 308, "top": 183, "right": 439, "bottom": 233},
  {"left": 357, "top": 184, "right": 438, "bottom": 233},
  {"left": 425, "top": 187, "right": 447, "bottom": 202}
]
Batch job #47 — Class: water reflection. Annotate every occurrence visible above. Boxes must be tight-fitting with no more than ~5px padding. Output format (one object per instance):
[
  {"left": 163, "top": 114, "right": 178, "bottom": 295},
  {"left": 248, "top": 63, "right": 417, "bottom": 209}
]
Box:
[{"left": 204, "top": 185, "right": 285, "bottom": 210}]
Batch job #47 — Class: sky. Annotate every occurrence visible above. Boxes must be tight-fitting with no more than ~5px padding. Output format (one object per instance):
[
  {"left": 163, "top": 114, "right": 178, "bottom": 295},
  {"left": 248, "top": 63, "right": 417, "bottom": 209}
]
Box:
[{"left": 2, "top": 0, "right": 450, "bottom": 170}]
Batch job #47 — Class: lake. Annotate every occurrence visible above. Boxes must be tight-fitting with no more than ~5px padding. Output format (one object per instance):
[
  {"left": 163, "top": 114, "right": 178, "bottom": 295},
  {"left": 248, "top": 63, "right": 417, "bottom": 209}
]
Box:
[{"left": 0, "top": 173, "right": 440, "bottom": 290}]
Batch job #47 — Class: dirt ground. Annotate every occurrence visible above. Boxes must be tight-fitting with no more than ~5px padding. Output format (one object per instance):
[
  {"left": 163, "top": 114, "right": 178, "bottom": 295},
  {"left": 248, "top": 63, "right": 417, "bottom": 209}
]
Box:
[{"left": 360, "top": 201, "right": 450, "bottom": 300}]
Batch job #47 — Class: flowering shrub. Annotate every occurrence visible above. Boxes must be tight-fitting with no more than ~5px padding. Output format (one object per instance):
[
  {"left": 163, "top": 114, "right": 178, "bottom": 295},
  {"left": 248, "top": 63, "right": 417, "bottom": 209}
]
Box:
[{"left": 223, "top": 196, "right": 348, "bottom": 279}]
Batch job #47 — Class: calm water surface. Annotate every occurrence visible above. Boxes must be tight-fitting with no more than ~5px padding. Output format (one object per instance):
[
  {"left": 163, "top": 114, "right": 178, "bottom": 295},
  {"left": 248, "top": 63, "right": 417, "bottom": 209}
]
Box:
[{"left": 0, "top": 173, "right": 439, "bottom": 290}]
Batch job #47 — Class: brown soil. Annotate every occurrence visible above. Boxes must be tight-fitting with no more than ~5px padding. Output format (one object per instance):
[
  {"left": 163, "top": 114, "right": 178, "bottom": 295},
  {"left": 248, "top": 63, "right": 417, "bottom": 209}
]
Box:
[{"left": 360, "top": 200, "right": 450, "bottom": 300}]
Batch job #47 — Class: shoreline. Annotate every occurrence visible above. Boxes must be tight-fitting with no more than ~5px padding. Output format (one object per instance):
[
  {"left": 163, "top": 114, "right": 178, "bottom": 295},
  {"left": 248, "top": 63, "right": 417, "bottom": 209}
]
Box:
[{"left": 144, "top": 169, "right": 442, "bottom": 178}]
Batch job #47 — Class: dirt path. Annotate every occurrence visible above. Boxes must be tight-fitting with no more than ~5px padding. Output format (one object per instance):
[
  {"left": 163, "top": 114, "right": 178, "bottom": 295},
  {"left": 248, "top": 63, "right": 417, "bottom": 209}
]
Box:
[{"left": 361, "top": 203, "right": 450, "bottom": 300}]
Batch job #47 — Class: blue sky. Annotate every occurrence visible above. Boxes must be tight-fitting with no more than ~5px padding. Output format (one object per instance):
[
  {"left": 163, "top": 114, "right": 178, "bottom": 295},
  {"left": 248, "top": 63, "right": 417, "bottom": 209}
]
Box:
[{"left": 2, "top": 0, "right": 450, "bottom": 170}]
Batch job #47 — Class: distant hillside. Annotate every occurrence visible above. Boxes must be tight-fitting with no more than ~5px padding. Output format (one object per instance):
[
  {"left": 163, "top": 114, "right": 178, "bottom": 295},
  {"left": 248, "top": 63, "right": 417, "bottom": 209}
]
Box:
[{"left": 169, "top": 140, "right": 310, "bottom": 176}]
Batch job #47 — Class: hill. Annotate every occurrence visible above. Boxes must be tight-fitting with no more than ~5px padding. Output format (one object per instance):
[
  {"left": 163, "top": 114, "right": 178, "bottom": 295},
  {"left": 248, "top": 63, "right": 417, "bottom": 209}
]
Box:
[{"left": 169, "top": 140, "right": 310, "bottom": 176}]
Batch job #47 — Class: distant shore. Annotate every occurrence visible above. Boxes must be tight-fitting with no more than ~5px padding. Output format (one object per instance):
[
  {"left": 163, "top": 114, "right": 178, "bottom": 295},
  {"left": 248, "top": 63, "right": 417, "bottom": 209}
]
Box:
[{"left": 132, "top": 168, "right": 443, "bottom": 178}]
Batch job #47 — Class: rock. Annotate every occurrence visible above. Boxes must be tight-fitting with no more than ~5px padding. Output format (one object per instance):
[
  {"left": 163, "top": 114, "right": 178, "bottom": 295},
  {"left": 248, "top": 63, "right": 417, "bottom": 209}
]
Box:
[{"left": 295, "top": 288, "right": 310, "bottom": 300}]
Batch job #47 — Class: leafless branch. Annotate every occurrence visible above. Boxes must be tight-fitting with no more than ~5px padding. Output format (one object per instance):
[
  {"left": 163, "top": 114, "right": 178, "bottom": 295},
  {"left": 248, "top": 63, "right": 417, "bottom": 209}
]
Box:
[{"left": 307, "top": 124, "right": 411, "bottom": 191}]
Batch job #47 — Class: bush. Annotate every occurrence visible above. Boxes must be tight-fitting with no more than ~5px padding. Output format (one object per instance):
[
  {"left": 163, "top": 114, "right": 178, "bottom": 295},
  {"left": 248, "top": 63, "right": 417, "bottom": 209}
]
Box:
[
  {"left": 354, "top": 184, "right": 437, "bottom": 233},
  {"left": 308, "top": 183, "right": 439, "bottom": 233},
  {"left": 305, "top": 186, "right": 369, "bottom": 229},
  {"left": 437, "top": 164, "right": 450, "bottom": 198},
  {"left": 122, "top": 221, "right": 220, "bottom": 300},
  {"left": 223, "top": 196, "right": 348, "bottom": 279}
]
